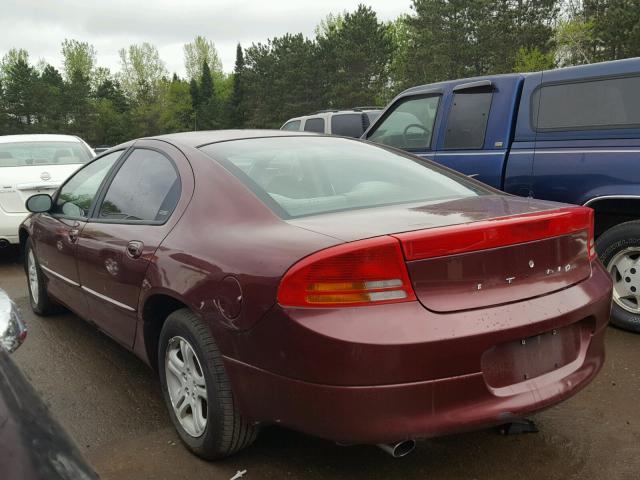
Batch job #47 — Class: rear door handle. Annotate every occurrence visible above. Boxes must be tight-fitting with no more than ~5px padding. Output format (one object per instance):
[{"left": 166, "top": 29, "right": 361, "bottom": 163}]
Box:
[{"left": 126, "top": 240, "right": 144, "bottom": 259}]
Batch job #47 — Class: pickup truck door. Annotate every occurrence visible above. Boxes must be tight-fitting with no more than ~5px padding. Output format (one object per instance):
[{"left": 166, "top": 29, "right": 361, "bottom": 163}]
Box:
[{"left": 434, "top": 78, "right": 522, "bottom": 190}]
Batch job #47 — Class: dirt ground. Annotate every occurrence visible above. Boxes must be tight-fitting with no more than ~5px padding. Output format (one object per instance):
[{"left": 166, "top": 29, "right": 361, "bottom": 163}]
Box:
[{"left": 1, "top": 246, "right": 638, "bottom": 480}]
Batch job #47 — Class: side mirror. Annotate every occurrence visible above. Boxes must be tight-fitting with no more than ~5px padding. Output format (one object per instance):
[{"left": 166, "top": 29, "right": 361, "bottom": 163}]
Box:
[
  {"left": 26, "top": 194, "right": 53, "bottom": 213},
  {"left": 0, "top": 290, "right": 27, "bottom": 354}
]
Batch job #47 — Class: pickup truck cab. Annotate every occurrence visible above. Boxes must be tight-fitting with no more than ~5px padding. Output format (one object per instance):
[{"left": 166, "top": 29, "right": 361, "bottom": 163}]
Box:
[{"left": 364, "top": 57, "right": 640, "bottom": 332}]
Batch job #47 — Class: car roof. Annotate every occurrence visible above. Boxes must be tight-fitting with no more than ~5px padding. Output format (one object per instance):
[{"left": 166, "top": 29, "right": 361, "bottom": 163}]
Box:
[
  {"left": 152, "top": 129, "right": 317, "bottom": 148},
  {"left": 0, "top": 134, "right": 83, "bottom": 144}
]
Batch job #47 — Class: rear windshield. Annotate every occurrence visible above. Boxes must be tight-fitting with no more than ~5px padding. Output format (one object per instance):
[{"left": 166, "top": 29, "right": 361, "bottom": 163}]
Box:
[
  {"left": 0, "top": 141, "right": 92, "bottom": 167},
  {"left": 199, "top": 136, "right": 487, "bottom": 218}
]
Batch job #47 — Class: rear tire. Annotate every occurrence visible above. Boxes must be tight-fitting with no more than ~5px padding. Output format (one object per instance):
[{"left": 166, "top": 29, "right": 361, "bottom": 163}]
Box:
[
  {"left": 596, "top": 221, "right": 640, "bottom": 333},
  {"left": 24, "top": 238, "right": 61, "bottom": 316},
  {"left": 158, "top": 308, "right": 258, "bottom": 460}
]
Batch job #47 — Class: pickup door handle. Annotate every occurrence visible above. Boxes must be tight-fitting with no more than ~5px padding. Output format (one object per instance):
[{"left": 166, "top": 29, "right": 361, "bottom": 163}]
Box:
[{"left": 126, "top": 240, "right": 144, "bottom": 259}]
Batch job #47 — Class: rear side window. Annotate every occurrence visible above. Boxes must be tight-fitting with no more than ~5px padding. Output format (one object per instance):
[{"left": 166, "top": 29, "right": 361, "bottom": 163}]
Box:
[
  {"left": 444, "top": 91, "right": 492, "bottom": 149},
  {"left": 281, "top": 120, "right": 301, "bottom": 131},
  {"left": 533, "top": 76, "right": 640, "bottom": 131},
  {"left": 330, "top": 114, "right": 366, "bottom": 138},
  {"left": 303, "top": 118, "right": 325, "bottom": 133},
  {"left": 199, "top": 136, "right": 486, "bottom": 218},
  {"left": 367, "top": 95, "right": 440, "bottom": 151},
  {"left": 97, "top": 149, "right": 180, "bottom": 223}
]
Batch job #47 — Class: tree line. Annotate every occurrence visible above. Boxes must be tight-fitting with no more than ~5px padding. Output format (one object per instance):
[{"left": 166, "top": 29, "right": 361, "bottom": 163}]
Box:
[{"left": 0, "top": 0, "right": 638, "bottom": 147}]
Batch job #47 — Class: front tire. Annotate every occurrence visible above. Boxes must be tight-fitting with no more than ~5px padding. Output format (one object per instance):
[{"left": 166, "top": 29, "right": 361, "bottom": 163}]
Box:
[
  {"left": 596, "top": 221, "right": 640, "bottom": 332},
  {"left": 24, "top": 238, "right": 60, "bottom": 316},
  {"left": 158, "top": 308, "right": 258, "bottom": 460}
]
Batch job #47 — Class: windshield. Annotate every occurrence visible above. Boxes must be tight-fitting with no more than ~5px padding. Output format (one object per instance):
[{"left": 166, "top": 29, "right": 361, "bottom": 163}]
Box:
[
  {"left": 0, "top": 141, "right": 92, "bottom": 167},
  {"left": 200, "top": 136, "right": 487, "bottom": 218}
]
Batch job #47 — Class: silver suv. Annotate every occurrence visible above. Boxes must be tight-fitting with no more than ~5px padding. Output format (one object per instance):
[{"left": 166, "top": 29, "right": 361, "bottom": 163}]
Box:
[{"left": 281, "top": 108, "right": 381, "bottom": 138}]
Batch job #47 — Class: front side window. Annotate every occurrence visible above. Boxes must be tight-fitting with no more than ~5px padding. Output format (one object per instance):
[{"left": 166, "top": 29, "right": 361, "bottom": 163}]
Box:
[
  {"left": 200, "top": 136, "right": 486, "bottom": 218},
  {"left": 444, "top": 91, "right": 493, "bottom": 149},
  {"left": 53, "top": 151, "right": 121, "bottom": 218},
  {"left": 367, "top": 95, "right": 440, "bottom": 151},
  {"left": 303, "top": 118, "right": 325, "bottom": 133},
  {"left": 0, "top": 141, "right": 93, "bottom": 168},
  {"left": 281, "top": 120, "right": 301, "bottom": 131},
  {"left": 533, "top": 76, "right": 640, "bottom": 131},
  {"left": 98, "top": 149, "right": 180, "bottom": 223}
]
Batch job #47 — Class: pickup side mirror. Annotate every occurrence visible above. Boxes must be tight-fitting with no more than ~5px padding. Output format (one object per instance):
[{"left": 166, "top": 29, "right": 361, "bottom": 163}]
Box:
[
  {"left": 26, "top": 194, "right": 53, "bottom": 213},
  {"left": 0, "top": 290, "right": 27, "bottom": 353}
]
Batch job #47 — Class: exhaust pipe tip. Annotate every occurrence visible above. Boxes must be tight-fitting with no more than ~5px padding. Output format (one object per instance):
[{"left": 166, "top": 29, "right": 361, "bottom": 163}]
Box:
[{"left": 377, "top": 440, "right": 416, "bottom": 458}]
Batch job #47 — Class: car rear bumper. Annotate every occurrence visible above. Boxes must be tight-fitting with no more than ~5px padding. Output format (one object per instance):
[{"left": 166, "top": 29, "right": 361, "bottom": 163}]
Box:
[{"left": 224, "top": 261, "right": 612, "bottom": 444}]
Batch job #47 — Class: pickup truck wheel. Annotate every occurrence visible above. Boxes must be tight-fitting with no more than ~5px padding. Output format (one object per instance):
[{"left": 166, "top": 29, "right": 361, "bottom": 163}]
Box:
[
  {"left": 24, "top": 238, "right": 61, "bottom": 316},
  {"left": 596, "top": 221, "right": 640, "bottom": 332},
  {"left": 158, "top": 308, "right": 258, "bottom": 459}
]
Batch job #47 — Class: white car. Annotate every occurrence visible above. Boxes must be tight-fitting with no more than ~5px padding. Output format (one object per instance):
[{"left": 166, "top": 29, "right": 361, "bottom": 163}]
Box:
[
  {"left": 0, "top": 134, "right": 94, "bottom": 246},
  {"left": 281, "top": 108, "right": 382, "bottom": 138}
]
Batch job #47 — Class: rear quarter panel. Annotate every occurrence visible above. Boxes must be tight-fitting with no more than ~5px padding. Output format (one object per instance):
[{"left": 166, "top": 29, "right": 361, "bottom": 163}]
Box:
[{"left": 138, "top": 146, "right": 341, "bottom": 361}]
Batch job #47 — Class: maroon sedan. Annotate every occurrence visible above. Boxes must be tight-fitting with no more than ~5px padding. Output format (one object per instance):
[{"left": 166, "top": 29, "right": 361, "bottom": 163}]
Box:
[{"left": 20, "top": 131, "right": 612, "bottom": 459}]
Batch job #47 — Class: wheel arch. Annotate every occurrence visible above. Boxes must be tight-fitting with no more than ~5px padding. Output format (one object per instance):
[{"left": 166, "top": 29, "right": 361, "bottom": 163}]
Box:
[
  {"left": 18, "top": 227, "right": 29, "bottom": 251},
  {"left": 141, "top": 292, "right": 191, "bottom": 372},
  {"left": 584, "top": 195, "right": 640, "bottom": 237}
]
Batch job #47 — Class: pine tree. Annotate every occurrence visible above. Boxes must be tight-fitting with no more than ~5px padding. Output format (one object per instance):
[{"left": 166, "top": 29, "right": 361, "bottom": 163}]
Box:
[{"left": 229, "top": 44, "right": 246, "bottom": 128}]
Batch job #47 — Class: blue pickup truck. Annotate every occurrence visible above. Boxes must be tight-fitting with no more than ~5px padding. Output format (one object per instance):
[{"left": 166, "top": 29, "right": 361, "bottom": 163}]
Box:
[{"left": 364, "top": 57, "right": 640, "bottom": 332}]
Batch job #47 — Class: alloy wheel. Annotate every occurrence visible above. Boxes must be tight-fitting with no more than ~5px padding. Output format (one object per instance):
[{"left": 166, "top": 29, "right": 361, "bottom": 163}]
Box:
[
  {"left": 165, "top": 336, "right": 208, "bottom": 437},
  {"left": 27, "top": 250, "right": 39, "bottom": 305}
]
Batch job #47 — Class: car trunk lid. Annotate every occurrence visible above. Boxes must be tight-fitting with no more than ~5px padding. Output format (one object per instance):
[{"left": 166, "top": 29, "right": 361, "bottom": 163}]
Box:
[
  {"left": 288, "top": 195, "right": 594, "bottom": 312},
  {"left": 392, "top": 206, "right": 594, "bottom": 312},
  {"left": 0, "top": 165, "right": 79, "bottom": 213}
]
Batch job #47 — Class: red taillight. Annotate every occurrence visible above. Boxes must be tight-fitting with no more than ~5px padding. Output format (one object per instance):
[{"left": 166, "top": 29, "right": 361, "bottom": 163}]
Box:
[
  {"left": 394, "top": 207, "right": 597, "bottom": 261},
  {"left": 277, "top": 236, "right": 417, "bottom": 308}
]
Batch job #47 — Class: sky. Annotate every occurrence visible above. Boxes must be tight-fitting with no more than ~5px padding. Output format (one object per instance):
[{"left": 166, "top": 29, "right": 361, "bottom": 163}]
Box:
[{"left": 0, "top": 0, "right": 413, "bottom": 76}]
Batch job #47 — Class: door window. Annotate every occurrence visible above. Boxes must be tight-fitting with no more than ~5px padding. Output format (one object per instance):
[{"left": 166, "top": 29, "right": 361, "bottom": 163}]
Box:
[
  {"left": 367, "top": 95, "right": 440, "bottom": 150},
  {"left": 444, "top": 91, "right": 493, "bottom": 149},
  {"left": 303, "top": 118, "right": 325, "bottom": 133},
  {"left": 52, "top": 151, "right": 121, "bottom": 219},
  {"left": 97, "top": 149, "right": 180, "bottom": 223}
]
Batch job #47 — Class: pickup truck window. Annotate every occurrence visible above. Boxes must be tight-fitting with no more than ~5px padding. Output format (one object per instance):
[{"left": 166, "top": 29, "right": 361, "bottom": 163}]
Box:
[
  {"left": 534, "top": 76, "right": 640, "bottom": 131},
  {"left": 444, "top": 91, "right": 493, "bottom": 149},
  {"left": 368, "top": 95, "right": 440, "bottom": 151}
]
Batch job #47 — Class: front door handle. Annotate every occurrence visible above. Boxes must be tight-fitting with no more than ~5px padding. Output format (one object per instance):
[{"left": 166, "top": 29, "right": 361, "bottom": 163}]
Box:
[
  {"left": 67, "top": 228, "right": 79, "bottom": 243},
  {"left": 126, "top": 240, "right": 144, "bottom": 259}
]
